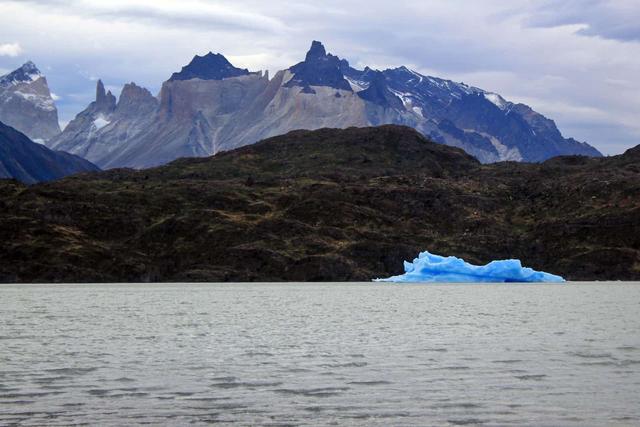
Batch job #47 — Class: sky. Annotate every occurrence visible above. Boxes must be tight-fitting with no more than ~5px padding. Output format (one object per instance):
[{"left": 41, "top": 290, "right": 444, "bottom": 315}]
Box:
[{"left": 0, "top": 0, "right": 638, "bottom": 155}]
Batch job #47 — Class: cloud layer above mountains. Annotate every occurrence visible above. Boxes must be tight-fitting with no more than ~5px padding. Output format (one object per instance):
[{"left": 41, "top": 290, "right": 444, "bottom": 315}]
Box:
[{"left": 0, "top": 0, "right": 638, "bottom": 154}]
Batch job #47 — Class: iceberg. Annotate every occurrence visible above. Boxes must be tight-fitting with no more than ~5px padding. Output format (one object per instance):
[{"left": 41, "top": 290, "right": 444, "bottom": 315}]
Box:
[{"left": 375, "top": 251, "right": 565, "bottom": 283}]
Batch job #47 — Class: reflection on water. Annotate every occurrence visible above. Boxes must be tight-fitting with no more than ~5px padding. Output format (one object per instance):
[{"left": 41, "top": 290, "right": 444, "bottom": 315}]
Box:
[{"left": 1, "top": 282, "right": 639, "bottom": 426}]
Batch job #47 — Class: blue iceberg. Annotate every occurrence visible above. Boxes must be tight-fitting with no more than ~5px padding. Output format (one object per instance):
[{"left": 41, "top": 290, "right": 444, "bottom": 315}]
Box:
[{"left": 375, "top": 251, "right": 565, "bottom": 283}]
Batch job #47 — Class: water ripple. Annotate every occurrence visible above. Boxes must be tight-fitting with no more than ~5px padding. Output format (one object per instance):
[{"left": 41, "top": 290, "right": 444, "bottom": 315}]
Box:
[{"left": 0, "top": 282, "right": 638, "bottom": 426}]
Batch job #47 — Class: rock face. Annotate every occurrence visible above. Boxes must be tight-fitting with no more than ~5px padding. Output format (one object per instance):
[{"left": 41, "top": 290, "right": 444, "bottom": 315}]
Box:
[
  {"left": 1, "top": 125, "right": 637, "bottom": 283},
  {"left": 48, "top": 41, "right": 602, "bottom": 169},
  {"left": 48, "top": 80, "right": 158, "bottom": 166},
  {"left": 0, "top": 61, "right": 61, "bottom": 142},
  {"left": 0, "top": 120, "right": 99, "bottom": 184}
]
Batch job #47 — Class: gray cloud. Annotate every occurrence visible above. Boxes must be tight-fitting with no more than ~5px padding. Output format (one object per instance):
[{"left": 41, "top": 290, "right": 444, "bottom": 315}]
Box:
[
  {"left": 526, "top": 0, "right": 640, "bottom": 42},
  {"left": 3, "top": 0, "right": 286, "bottom": 34}
]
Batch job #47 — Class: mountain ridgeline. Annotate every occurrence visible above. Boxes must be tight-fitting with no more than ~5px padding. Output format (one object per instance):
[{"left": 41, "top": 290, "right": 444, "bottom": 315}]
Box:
[
  {"left": 0, "top": 120, "right": 99, "bottom": 184},
  {"left": 46, "top": 41, "right": 601, "bottom": 169},
  {"left": 1, "top": 126, "right": 637, "bottom": 283}
]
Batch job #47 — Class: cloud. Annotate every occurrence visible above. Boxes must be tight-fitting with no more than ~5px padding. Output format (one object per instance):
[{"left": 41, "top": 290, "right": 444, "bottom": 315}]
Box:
[
  {"left": 6, "top": 0, "right": 285, "bottom": 34},
  {"left": 526, "top": 0, "right": 640, "bottom": 42},
  {"left": 0, "top": 42, "right": 22, "bottom": 57}
]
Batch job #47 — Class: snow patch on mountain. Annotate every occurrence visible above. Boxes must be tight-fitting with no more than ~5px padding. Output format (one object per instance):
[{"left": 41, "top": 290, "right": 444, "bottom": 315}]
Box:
[
  {"left": 0, "top": 62, "right": 42, "bottom": 87},
  {"left": 93, "top": 116, "right": 111, "bottom": 130},
  {"left": 484, "top": 92, "right": 509, "bottom": 110},
  {"left": 345, "top": 76, "right": 368, "bottom": 92},
  {"left": 389, "top": 88, "right": 414, "bottom": 108},
  {"left": 0, "top": 73, "right": 41, "bottom": 87},
  {"left": 14, "top": 90, "right": 56, "bottom": 111},
  {"left": 407, "top": 68, "right": 424, "bottom": 83}
]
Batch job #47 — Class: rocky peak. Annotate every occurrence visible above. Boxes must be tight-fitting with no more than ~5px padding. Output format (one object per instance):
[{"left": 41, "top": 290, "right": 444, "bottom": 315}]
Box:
[
  {"left": 169, "top": 52, "right": 250, "bottom": 81},
  {"left": 116, "top": 82, "right": 158, "bottom": 114},
  {"left": 95, "top": 80, "right": 116, "bottom": 112},
  {"left": 0, "top": 61, "right": 43, "bottom": 87},
  {"left": 118, "top": 82, "right": 154, "bottom": 102},
  {"left": 305, "top": 40, "right": 327, "bottom": 61},
  {"left": 96, "top": 79, "right": 106, "bottom": 101},
  {"left": 285, "top": 41, "right": 352, "bottom": 92},
  {"left": 0, "top": 61, "right": 61, "bottom": 141}
]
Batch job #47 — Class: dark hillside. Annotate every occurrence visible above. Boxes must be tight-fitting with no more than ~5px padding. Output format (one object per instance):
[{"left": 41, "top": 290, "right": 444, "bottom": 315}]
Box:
[{"left": 0, "top": 125, "right": 637, "bottom": 282}]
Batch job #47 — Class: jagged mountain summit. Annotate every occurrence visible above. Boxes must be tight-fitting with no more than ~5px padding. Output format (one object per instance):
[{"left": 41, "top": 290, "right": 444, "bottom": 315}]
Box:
[
  {"left": 48, "top": 41, "right": 601, "bottom": 169},
  {"left": 0, "top": 61, "right": 61, "bottom": 143},
  {"left": 0, "top": 120, "right": 99, "bottom": 184},
  {"left": 48, "top": 79, "right": 158, "bottom": 164},
  {"left": 169, "top": 52, "right": 251, "bottom": 81},
  {"left": 285, "top": 41, "right": 353, "bottom": 93},
  {"left": 0, "top": 61, "right": 41, "bottom": 86}
]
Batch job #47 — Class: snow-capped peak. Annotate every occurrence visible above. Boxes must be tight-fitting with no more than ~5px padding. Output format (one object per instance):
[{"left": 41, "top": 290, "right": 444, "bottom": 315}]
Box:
[{"left": 0, "top": 61, "right": 43, "bottom": 87}]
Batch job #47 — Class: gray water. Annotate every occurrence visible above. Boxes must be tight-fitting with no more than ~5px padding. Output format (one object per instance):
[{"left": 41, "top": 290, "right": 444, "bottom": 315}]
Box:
[{"left": 1, "top": 283, "right": 639, "bottom": 426}]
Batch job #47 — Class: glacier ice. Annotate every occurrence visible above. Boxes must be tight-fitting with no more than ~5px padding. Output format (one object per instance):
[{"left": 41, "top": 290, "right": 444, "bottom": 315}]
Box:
[{"left": 375, "top": 251, "right": 565, "bottom": 283}]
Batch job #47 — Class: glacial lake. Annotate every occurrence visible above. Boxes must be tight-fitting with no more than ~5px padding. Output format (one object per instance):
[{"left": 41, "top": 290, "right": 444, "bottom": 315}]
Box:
[{"left": 1, "top": 283, "right": 639, "bottom": 426}]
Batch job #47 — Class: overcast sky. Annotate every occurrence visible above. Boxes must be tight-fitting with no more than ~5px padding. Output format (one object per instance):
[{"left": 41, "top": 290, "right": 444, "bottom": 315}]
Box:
[{"left": 0, "top": 0, "right": 638, "bottom": 154}]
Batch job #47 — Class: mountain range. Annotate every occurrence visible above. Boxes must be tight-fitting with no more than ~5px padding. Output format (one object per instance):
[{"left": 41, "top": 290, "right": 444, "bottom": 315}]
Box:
[
  {"left": 39, "top": 41, "right": 601, "bottom": 169},
  {"left": 1, "top": 125, "right": 636, "bottom": 283},
  {"left": 0, "top": 120, "right": 99, "bottom": 184}
]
